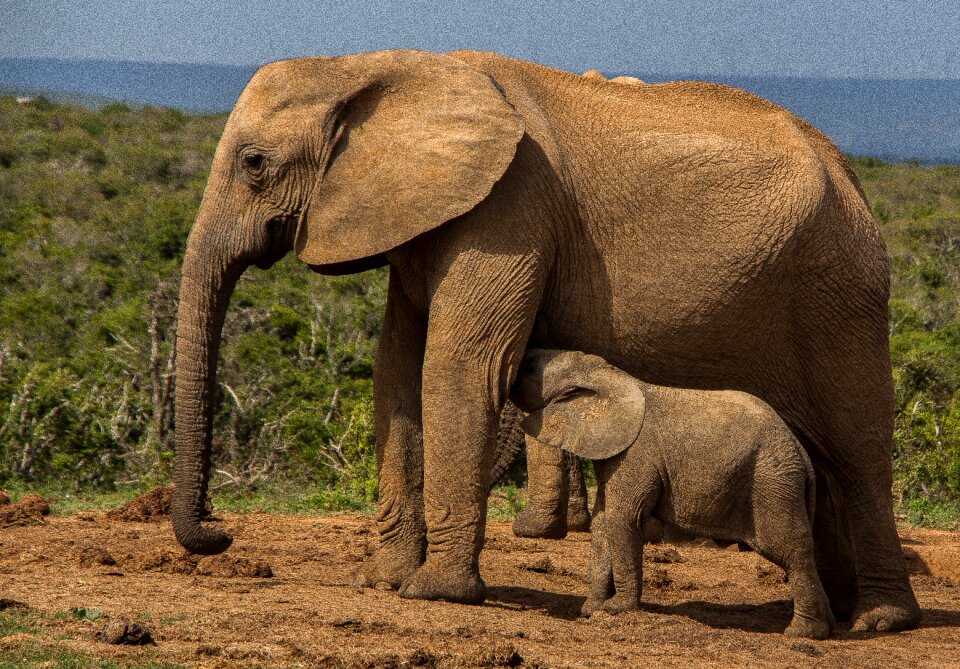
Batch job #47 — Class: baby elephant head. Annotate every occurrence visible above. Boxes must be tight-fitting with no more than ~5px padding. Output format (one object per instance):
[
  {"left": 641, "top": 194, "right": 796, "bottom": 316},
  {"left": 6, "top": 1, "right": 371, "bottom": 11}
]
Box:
[{"left": 511, "top": 349, "right": 647, "bottom": 460}]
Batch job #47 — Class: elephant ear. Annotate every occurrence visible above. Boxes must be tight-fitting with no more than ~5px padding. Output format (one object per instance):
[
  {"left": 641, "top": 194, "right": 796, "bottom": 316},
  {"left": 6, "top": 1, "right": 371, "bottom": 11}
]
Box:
[
  {"left": 295, "top": 51, "right": 525, "bottom": 269},
  {"left": 521, "top": 365, "right": 647, "bottom": 460}
]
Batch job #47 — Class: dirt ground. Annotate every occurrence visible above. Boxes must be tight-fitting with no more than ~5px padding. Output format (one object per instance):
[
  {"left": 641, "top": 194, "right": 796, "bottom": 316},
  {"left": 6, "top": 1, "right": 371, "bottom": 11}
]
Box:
[{"left": 1, "top": 509, "right": 959, "bottom": 668}]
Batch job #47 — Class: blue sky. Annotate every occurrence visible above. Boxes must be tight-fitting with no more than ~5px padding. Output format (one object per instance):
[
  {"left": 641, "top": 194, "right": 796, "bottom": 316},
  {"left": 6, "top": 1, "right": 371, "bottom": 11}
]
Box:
[{"left": 2, "top": 1, "right": 959, "bottom": 79}]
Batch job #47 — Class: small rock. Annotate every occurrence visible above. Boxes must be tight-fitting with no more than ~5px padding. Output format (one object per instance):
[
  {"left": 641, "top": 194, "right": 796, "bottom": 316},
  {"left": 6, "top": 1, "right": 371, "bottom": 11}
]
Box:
[{"left": 96, "top": 620, "right": 156, "bottom": 646}]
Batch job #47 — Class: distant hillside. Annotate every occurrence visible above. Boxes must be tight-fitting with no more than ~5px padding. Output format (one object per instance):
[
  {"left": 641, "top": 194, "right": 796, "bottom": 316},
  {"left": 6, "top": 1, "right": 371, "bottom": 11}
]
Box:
[
  {"left": 2, "top": 57, "right": 960, "bottom": 163},
  {"left": 0, "top": 58, "right": 255, "bottom": 112},
  {"left": 0, "top": 83, "right": 118, "bottom": 110}
]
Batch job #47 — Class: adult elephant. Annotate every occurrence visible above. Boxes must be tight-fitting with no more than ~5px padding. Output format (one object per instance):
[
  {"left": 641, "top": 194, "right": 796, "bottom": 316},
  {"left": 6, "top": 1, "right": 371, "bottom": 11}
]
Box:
[{"left": 172, "top": 49, "right": 919, "bottom": 631}]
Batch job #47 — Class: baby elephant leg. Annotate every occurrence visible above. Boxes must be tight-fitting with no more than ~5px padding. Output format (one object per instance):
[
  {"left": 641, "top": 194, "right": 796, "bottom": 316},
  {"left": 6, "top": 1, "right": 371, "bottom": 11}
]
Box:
[
  {"left": 601, "top": 510, "right": 644, "bottom": 614},
  {"left": 757, "top": 505, "right": 835, "bottom": 639},
  {"left": 582, "top": 490, "right": 613, "bottom": 616},
  {"left": 783, "top": 541, "right": 836, "bottom": 639}
]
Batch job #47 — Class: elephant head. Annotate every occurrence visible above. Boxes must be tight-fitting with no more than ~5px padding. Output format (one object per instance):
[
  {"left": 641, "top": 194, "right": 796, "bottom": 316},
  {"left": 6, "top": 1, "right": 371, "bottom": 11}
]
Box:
[
  {"left": 511, "top": 349, "right": 647, "bottom": 460},
  {"left": 173, "top": 50, "right": 524, "bottom": 554}
]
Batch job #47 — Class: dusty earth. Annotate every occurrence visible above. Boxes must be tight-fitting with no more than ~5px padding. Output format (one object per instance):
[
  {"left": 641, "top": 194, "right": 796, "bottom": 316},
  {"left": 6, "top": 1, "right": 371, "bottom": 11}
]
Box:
[{"left": 0, "top": 503, "right": 959, "bottom": 668}]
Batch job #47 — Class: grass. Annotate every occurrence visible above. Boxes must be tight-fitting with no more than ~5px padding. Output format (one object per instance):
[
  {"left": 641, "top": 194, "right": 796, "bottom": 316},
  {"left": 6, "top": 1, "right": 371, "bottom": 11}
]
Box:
[
  {"left": 0, "top": 646, "right": 184, "bottom": 669},
  {"left": 897, "top": 498, "right": 960, "bottom": 530},
  {"left": 0, "top": 610, "right": 41, "bottom": 639}
]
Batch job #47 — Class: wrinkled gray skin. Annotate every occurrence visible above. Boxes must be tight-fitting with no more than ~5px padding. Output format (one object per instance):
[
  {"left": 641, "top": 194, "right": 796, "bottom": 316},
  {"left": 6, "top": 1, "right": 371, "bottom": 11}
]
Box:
[
  {"left": 512, "top": 349, "right": 836, "bottom": 639},
  {"left": 172, "top": 49, "right": 918, "bottom": 630},
  {"left": 512, "top": 438, "right": 591, "bottom": 539}
]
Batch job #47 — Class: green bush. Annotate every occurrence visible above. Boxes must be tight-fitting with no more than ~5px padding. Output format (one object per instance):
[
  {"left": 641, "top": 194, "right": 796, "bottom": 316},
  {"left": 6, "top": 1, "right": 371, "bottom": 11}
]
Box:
[{"left": 0, "top": 103, "right": 958, "bottom": 518}]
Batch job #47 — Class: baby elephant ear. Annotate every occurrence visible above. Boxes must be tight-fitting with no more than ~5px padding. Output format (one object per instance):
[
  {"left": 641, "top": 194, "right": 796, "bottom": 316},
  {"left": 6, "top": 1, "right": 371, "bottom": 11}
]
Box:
[{"left": 521, "top": 365, "right": 646, "bottom": 460}]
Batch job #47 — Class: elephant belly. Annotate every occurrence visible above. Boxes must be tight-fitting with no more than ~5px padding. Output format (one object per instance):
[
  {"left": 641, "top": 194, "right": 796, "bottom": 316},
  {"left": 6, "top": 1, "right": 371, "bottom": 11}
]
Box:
[{"left": 538, "top": 247, "right": 798, "bottom": 395}]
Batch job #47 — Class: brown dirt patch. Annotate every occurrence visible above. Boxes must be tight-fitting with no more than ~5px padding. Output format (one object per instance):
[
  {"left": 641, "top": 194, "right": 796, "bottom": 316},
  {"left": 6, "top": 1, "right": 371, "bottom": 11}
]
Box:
[
  {"left": 0, "top": 492, "right": 50, "bottom": 527},
  {"left": 1, "top": 514, "right": 958, "bottom": 667}
]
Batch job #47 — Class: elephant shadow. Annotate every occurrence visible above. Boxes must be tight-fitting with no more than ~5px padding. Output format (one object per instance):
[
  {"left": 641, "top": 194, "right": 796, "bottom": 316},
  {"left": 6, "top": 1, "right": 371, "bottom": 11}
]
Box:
[
  {"left": 650, "top": 600, "right": 960, "bottom": 637},
  {"left": 486, "top": 585, "right": 585, "bottom": 620},
  {"left": 645, "top": 599, "right": 794, "bottom": 634},
  {"left": 909, "top": 607, "right": 960, "bottom": 630}
]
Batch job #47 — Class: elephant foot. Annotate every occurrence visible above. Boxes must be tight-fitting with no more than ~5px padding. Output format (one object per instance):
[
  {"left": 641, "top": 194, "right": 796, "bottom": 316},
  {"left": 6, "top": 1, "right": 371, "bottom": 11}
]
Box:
[
  {"left": 566, "top": 505, "right": 592, "bottom": 533},
  {"left": 600, "top": 593, "right": 640, "bottom": 615},
  {"left": 850, "top": 592, "right": 921, "bottom": 633},
  {"left": 581, "top": 596, "right": 605, "bottom": 617},
  {"left": 398, "top": 558, "right": 486, "bottom": 604},
  {"left": 513, "top": 507, "right": 567, "bottom": 539},
  {"left": 354, "top": 543, "right": 424, "bottom": 589},
  {"left": 784, "top": 614, "right": 831, "bottom": 640}
]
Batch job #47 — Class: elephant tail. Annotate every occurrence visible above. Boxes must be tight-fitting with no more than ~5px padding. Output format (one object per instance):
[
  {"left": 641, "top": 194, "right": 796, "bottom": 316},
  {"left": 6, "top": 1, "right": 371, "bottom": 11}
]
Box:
[
  {"left": 799, "top": 444, "right": 817, "bottom": 525},
  {"left": 489, "top": 401, "right": 527, "bottom": 488}
]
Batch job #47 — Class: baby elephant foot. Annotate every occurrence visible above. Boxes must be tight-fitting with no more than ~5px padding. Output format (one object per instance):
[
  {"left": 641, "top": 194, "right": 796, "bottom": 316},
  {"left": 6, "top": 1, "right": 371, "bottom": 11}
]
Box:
[
  {"left": 353, "top": 543, "right": 423, "bottom": 589},
  {"left": 398, "top": 558, "right": 486, "bottom": 604},
  {"left": 785, "top": 614, "right": 832, "bottom": 640},
  {"left": 600, "top": 593, "right": 641, "bottom": 615}
]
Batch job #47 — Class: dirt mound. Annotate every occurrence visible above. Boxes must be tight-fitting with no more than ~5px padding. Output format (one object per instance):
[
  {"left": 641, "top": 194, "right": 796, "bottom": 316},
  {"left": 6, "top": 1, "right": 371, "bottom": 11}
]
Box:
[
  {"left": 195, "top": 554, "right": 273, "bottom": 578},
  {"left": 77, "top": 547, "right": 117, "bottom": 568},
  {"left": 105, "top": 486, "right": 212, "bottom": 522},
  {"left": 126, "top": 549, "right": 272, "bottom": 578},
  {"left": 0, "top": 492, "right": 50, "bottom": 527},
  {"left": 129, "top": 549, "right": 201, "bottom": 575}
]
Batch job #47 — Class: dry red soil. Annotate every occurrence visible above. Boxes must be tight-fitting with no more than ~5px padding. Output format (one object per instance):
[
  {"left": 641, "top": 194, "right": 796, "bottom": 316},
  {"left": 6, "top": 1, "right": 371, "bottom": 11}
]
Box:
[{"left": 1, "top": 510, "right": 959, "bottom": 668}]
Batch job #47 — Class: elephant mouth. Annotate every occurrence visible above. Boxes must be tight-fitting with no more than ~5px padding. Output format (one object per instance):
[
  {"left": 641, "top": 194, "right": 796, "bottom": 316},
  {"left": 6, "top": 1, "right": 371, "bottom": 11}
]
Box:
[{"left": 255, "top": 215, "right": 298, "bottom": 270}]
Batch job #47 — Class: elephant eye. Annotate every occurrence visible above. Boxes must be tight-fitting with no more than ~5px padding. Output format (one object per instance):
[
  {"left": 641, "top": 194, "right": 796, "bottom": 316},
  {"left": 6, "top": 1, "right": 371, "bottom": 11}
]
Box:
[{"left": 241, "top": 152, "right": 266, "bottom": 174}]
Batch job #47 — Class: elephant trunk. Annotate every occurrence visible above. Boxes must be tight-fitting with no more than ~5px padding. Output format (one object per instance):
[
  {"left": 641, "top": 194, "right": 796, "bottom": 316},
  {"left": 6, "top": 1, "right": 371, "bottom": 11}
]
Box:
[{"left": 172, "top": 234, "right": 246, "bottom": 555}]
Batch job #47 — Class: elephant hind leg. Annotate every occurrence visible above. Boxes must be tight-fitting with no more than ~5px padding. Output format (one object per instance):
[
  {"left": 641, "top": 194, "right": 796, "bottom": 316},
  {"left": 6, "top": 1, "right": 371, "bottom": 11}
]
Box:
[
  {"left": 808, "top": 461, "right": 858, "bottom": 621},
  {"left": 752, "top": 479, "right": 835, "bottom": 638},
  {"left": 793, "top": 319, "right": 920, "bottom": 632},
  {"left": 565, "top": 454, "right": 592, "bottom": 532}
]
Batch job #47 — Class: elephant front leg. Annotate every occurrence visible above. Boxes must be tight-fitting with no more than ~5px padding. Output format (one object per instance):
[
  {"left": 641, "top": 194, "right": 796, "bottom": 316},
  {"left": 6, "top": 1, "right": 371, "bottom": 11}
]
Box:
[
  {"left": 355, "top": 273, "right": 427, "bottom": 589},
  {"left": 397, "top": 249, "right": 546, "bottom": 603},
  {"left": 513, "top": 435, "right": 571, "bottom": 539},
  {"left": 397, "top": 359, "right": 503, "bottom": 603},
  {"left": 565, "top": 454, "right": 592, "bottom": 532}
]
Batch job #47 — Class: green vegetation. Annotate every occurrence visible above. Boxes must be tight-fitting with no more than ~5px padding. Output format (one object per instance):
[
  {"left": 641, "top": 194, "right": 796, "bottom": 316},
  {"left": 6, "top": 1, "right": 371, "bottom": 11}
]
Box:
[
  {"left": 853, "top": 158, "right": 960, "bottom": 526},
  {"left": 0, "top": 96, "right": 383, "bottom": 513},
  {"left": 0, "top": 98, "right": 958, "bottom": 527}
]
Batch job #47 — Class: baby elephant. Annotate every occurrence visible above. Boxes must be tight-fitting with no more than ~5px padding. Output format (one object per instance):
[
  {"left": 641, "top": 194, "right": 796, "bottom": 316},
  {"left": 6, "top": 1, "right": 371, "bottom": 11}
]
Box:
[{"left": 511, "top": 349, "right": 835, "bottom": 639}]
